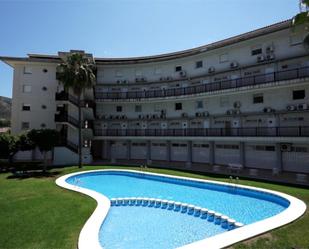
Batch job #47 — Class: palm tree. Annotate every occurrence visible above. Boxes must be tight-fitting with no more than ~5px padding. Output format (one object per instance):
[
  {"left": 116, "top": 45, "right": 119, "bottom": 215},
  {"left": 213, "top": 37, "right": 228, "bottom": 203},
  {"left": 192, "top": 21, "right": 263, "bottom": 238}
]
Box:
[
  {"left": 293, "top": 1, "right": 309, "bottom": 26},
  {"left": 56, "top": 52, "right": 96, "bottom": 168}
]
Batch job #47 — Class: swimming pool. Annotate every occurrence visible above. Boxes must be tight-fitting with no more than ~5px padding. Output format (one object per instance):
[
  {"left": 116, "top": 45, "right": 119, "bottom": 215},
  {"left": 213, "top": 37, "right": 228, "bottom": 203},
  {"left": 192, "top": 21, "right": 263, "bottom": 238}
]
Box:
[{"left": 56, "top": 169, "right": 306, "bottom": 249}]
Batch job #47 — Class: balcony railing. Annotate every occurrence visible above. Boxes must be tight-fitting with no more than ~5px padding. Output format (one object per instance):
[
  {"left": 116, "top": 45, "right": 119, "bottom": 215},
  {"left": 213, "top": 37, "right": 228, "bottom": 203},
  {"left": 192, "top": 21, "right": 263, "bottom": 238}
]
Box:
[
  {"left": 54, "top": 113, "right": 79, "bottom": 128},
  {"left": 95, "top": 66, "right": 309, "bottom": 100},
  {"left": 94, "top": 127, "right": 309, "bottom": 137},
  {"left": 56, "top": 91, "right": 95, "bottom": 108},
  {"left": 55, "top": 91, "right": 79, "bottom": 106}
]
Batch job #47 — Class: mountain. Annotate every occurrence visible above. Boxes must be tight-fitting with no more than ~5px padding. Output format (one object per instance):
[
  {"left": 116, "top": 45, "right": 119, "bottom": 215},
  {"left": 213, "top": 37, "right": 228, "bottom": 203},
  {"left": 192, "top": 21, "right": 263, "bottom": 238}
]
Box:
[{"left": 0, "top": 96, "right": 11, "bottom": 127}]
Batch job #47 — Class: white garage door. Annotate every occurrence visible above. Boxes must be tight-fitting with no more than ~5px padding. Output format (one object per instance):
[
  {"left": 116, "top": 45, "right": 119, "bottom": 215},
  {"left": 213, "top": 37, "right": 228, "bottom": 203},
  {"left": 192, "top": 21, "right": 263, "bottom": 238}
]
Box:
[{"left": 192, "top": 143, "right": 210, "bottom": 163}]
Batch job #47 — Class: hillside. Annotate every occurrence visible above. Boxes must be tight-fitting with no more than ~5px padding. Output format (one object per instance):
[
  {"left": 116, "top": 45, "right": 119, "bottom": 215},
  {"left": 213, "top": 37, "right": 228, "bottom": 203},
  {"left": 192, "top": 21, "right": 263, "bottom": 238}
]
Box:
[{"left": 0, "top": 96, "right": 11, "bottom": 127}]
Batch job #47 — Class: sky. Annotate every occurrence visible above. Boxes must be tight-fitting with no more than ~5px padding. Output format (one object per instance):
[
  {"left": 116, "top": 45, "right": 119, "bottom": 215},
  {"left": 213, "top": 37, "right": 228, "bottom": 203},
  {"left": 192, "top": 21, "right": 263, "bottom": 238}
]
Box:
[{"left": 0, "top": 0, "right": 299, "bottom": 98}]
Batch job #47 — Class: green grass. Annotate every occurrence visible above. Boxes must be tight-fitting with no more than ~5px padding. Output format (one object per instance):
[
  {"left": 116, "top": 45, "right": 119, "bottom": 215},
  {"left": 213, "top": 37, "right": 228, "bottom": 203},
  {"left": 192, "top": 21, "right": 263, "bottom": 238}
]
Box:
[{"left": 0, "top": 165, "right": 308, "bottom": 249}]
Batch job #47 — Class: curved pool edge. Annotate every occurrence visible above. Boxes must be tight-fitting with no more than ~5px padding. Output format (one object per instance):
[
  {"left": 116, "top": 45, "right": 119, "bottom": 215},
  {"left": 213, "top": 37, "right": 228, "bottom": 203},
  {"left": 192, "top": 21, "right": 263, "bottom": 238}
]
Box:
[{"left": 55, "top": 169, "right": 306, "bottom": 249}]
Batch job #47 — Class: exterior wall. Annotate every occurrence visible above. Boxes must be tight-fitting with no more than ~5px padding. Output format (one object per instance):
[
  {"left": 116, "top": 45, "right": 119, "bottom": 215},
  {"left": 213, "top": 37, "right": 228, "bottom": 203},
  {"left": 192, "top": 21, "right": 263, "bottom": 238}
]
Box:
[
  {"left": 192, "top": 143, "right": 210, "bottom": 163},
  {"left": 215, "top": 143, "right": 240, "bottom": 165},
  {"left": 53, "top": 147, "right": 78, "bottom": 165},
  {"left": 4, "top": 20, "right": 309, "bottom": 174},
  {"left": 245, "top": 144, "right": 277, "bottom": 169},
  {"left": 282, "top": 144, "right": 309, "bottom": 173},
  {"left": 130, "top": 142, "right": 147, "bottom": 159},
  {"left": 151, "top": 142, "right": 167, "bottom": 161},
  {"left": 111, "top": 141, "right": 127, "bottom": 159},
  {"left": 171, "top": 142, "right": 188, "bottom": 161},
  {"left": 11, "top": 63, "right": 58, "bottom": 134}
]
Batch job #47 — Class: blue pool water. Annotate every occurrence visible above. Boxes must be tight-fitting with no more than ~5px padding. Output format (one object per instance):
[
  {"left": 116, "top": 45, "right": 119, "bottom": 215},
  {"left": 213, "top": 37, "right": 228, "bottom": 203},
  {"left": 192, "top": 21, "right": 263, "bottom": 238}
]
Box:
[
  {"left": 100, "top": 206, "right": 226, "bottom": 249},
  {"left": 66, "top": 170, "right": 289, "bottom": 248}
]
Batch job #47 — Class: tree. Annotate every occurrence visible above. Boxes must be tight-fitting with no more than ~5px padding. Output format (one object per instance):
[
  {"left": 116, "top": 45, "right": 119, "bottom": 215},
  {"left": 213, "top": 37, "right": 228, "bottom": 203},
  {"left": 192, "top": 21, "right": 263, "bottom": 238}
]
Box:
[
  {"left": 28, "top": 129, "right": 59, "bottom": 173},
  {"left": 56, "top": 52, "right": 96, "bottom": 168},
  {"left": 0, "top": 132, "right": 18, "bottom": 160},
  {"left": 293, "top": 1, "right": 309, "bottom": 26}
]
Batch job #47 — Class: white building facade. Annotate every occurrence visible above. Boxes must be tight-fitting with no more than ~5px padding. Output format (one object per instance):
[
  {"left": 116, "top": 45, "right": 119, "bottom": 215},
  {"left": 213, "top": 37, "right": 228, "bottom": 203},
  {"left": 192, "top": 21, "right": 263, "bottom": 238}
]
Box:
[{"left": 1, "top": 19, "right": 309, "bottom": 175}]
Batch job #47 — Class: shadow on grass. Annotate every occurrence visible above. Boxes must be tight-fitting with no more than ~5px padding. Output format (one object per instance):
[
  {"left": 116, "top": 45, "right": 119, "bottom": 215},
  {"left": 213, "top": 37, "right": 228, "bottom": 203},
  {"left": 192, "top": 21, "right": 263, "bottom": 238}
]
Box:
[{"left": 6, "top": 170, "right": 61, "bottom": 180}]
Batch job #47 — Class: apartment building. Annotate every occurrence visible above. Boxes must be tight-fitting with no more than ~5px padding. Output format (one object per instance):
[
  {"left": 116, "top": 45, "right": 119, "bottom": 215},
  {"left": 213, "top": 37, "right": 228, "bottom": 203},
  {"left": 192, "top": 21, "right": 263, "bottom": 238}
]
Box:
[{"left": 1, "top": 18, "right": 309, "bottom": 175}]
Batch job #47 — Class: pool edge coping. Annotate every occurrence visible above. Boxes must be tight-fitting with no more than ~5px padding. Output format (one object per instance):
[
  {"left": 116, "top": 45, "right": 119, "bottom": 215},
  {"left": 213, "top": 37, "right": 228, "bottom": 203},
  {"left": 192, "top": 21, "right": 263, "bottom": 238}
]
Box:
[{"left": 55, "top": 169, "right": 306, "bottom": 249}]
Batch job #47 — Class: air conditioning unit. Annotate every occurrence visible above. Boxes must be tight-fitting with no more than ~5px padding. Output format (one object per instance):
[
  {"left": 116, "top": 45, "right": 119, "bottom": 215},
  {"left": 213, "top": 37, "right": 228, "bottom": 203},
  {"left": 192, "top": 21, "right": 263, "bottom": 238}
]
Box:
[
  {"left": 234, "top": 109, "right": 241, "bottom": 115},
  {"left": 110, "top": 115, "right": 114, "bottom": 120},
  {"left": 287, "top": 105, "right": 297, "bottom": 111},
  {"left": 179, "top": 70, "right": 187, "bottom": 77},
  {"left": 122, "top": 80, "right": 128, "bottom": 84},
  {"left": 202, "top": 111, "right": 209, "bottom": 117},
  {"left": 138, "top": 114, "right": 142, "bottom": 119},
  {"left": 166, "top": 76, "right": 173, "bottom": 81},
  {"left": 230, "top": 61, "right": 239, "bottom": 69},
  {"left": 233, "top": 101, "right": 241, "bottom": 109},
  {"left": 266, "top": 54, "right": 275, "bottom": 61},
  {"left": 182, "top": 112, "right": 188, "bottom": 118},
  {"left": 280, "top": 143, "right": 292, "bottom": 152},
  {"left": 195, "top": 112, "right": 201, "bottom": 117},
  {"left": 116, "top": 80, "right": 121, "bottom": 84},
  {"left": 226, "top": 110, "right": 233, "bottom": 115},
  {"left": 146, "top": 114, "right": 151, "bottom": 119},
  {"left": 266, "top": 45, "right": 275, "bottom": 53},
  {"left": 159, "top": 77, "right": 165, "bottom": 81},
  {"left": 298, "top": 103, "right": 308, "bottom": 110},
  {"left": 208, "top": 67, "right": 215, "bottom": 74},
  {"left": 257, "top": 55, "right": 265, "bottom": 63},
  {"left": 140, "top": 77, "right": 147, "bottom": 82}
]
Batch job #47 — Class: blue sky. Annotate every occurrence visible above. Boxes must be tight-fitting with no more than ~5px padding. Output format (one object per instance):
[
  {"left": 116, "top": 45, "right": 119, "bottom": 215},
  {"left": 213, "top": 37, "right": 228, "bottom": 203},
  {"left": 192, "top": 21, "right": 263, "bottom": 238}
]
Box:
[{"left": 0, "top": 0, "right": 299, "bottom": 98}]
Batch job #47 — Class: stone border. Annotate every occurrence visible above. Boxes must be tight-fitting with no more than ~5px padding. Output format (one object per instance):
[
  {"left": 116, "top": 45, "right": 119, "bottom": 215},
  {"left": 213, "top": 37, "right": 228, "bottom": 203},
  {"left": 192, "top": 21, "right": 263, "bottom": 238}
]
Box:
[{"left": 55, "top": 169, "right": 306, "bottom": 249}]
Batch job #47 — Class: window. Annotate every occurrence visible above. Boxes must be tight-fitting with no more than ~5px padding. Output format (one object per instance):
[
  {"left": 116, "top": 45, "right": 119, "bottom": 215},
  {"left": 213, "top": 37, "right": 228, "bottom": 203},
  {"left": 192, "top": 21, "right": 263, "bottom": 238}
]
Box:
[
  {"left": 175, "top": 103, "right": 182, "bottom": 110},
  {"left": 251, "top": 48, "right": 262, "bottom": 56},
  {"left": 196, "top": 61, "right": 203, "bottom": 68},
  {"left": 21, "top": 122, "right": 30, "bottom": 130},
  {"left": 135, "top": 105, "right": 142, "bottom": 112},
  {"left": 175, "top": 66, "right": 182, "bottom": 72},
  {"left": 23, "top": 66, "right": 32, "bottom": 74},
  {"left": 253, "top": 93, "right": 264, "bottom": 104},
  {"left": 116, "top": 106, "right": 122, "bottom": 112},
  {"left": 219, "top": 54, "right": 229, "bottom": 63},
  {"left": 196, "top": 100, "right": 203, "bottom": 109},
  {"left": 22, "top": 85, "right": 32, "bottom": 93},
  {"left": 293, "top": 90, "right": 305, "bottom": 100},
  {"left": 22, "top": 104, "right": 31, "bottom": 111}
]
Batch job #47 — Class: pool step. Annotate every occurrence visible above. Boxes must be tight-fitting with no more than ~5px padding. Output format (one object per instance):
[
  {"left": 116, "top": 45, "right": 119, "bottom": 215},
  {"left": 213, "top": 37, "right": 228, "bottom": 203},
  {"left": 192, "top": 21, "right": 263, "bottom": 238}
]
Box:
[{"left": 110, "top": 197, "right": 244, "bottom": 230}]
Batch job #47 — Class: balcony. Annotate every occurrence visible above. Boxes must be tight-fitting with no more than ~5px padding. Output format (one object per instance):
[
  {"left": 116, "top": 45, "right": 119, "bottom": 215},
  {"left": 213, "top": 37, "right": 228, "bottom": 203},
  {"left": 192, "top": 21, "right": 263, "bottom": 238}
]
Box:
[
  {"left": 55, "top": 91, "right": 79, "bottom": 106},
  {"left": 56, "top": 91, "right": 95, "bottom": 108},
  {"left": 95, "top": 66, "right": 309, "bottom": 100},
  {"left": 54, "top": 112, "right": 79, "bottom": 128},
  {"left": 94, "top": 126, "right": 309, "bottom": 137}
]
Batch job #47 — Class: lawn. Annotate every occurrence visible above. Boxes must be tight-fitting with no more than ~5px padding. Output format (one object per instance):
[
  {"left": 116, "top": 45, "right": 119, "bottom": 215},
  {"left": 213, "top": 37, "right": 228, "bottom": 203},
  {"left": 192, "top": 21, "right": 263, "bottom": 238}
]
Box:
[{"left": 0, "top": 165, "right": 308, "bottom": 249}]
